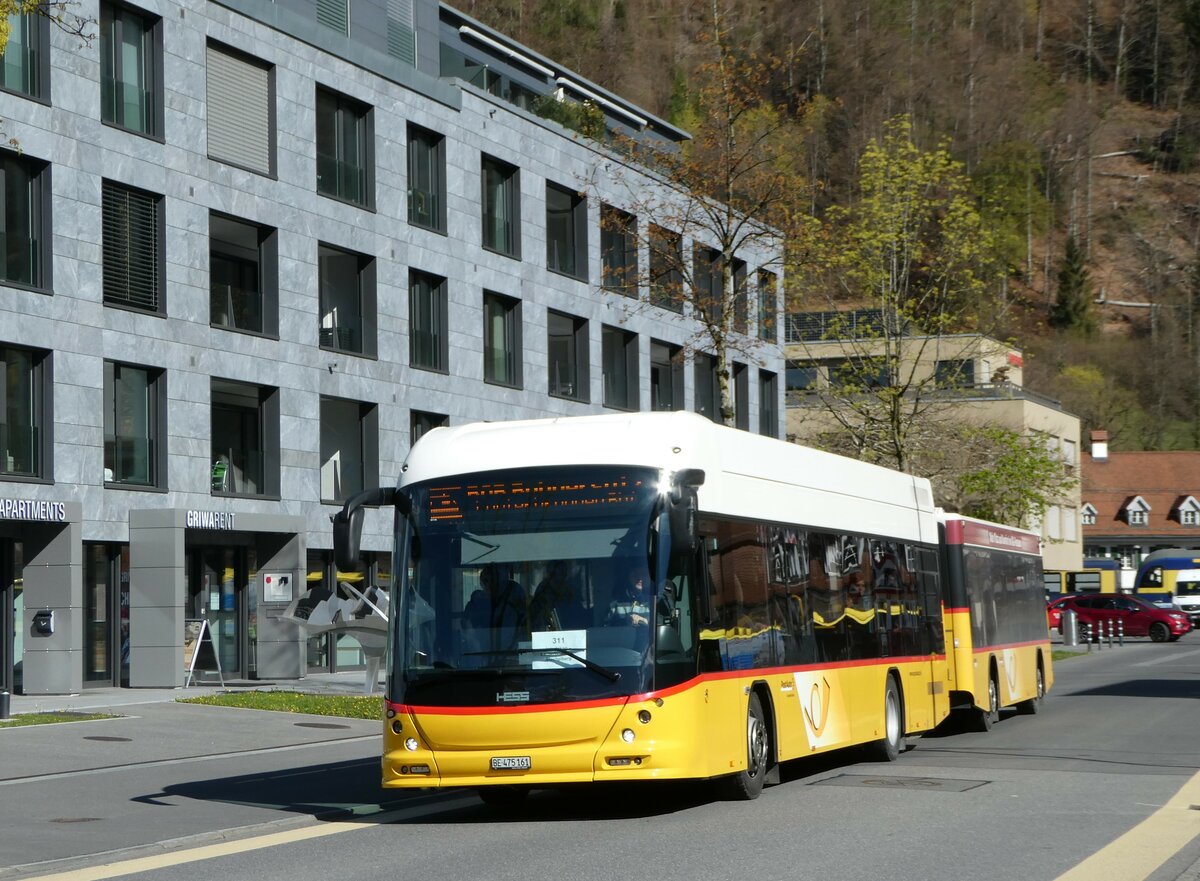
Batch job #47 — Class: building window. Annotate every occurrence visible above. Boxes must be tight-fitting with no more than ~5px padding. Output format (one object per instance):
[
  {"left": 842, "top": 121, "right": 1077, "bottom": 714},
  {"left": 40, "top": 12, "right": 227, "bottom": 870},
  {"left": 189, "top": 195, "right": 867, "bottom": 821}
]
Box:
[
  {"left": 935, "top": 359, "right": 975, "bottom": 389},
  {"left": 100, "top": 2, "right": 161, "bottom": 138},
  {"left": 757, "top": 269, "right": 776, "bottom": 342},
  {"left": 1046, "top": 505, "right": 1062, "bottom": 541},
  {"left": 732, "top": 259, "right": 748, "bottom": 334},
  {"left": 0, "top": 12, "right": 49, "bottom": 99},
  {"left": 211, "top": 378, "right": 278, "bottom": 497},
  {"left": 316, "top": 0, "right": 349, "bottom": 36},
  {"left": 650, "top": 340, "right": 683, "bottom": 412},
  {"left": 1183, "top": 510, "right": 1199, "bottom": 526},
  {"left": 210, "top": 213, "right": 277, "bottom": 336},
  {"left": 103, "top": 361, "right": 163, "bottom": 487},
  {"left": 411, "top": 410, "right": 447, "bottom": 445},
  {"left": 693, "top": 246, "right": 721, "bottom": 322},
  {"left": 546, "top": 182, "right": 587, "bottom": 280},
  {"left": 316, "top": 86, "right": 373, "bottom": 208},
  {"left": 601, "top": 204, "right": 636, "bottom": 295},
  {"left": 1081, "top": 503, "right": 1097, "bottom": 526},
  {"left": 1, "top": 151, "right": 50, "bottom": 290},
  {"left": 102, "top": 180, "right": 163, "bottom": 313},
  {"left": 320, "top": 396, "right": 377, "bottom": 503},
  {"left": 387, "top": 0, "right": 417, "bottom": 65},
  {"left": 786, "top": 359, "right": 818, "bottom": 393},
  {"left": 694, "top": 352, "right": 720, "bottom": 422},
  {"left": 483, "top": 291, "right": 522, "bottom": 388},
  {"left": 410, "top": 270, "right": 448, "bottom": 372},
  {"left": 482, "top": 155, "right": 519, "bottom": 257},
  {"left": 601, "top": 325, "right": 638, "bottom": 411},
  {"left": 408, "top": 124, "right": 445, "bottom": 233},
  {"left": 649, "top": 225, "right": 682, "bottom": 312},
  {"left": 206, "top": 42, "right": 274, "bottom": 176},
  {"left": 759, "top": 369, "right": 778, "bottom": 437},
  {"left": 0, "top": 344, "right": 49, "bottom": 479},
  {"left": 319, "top": 244, "right": 375, "bottom": 357},
  {"left": 548, "top": 310, "right": 588, "bottom": 401},
  {"left": 733, "top": 362, "right": 749, "bottom": 430},
  {"left": 1129, "top": 510, "right": 1148, "bottom": 526}
]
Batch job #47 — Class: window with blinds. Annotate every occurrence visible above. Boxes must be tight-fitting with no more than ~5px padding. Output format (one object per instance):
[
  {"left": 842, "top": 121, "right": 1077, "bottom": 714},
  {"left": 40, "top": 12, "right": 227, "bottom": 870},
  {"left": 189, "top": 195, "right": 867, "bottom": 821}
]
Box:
[
  {"left": 102, "top": 180, "right": 161, "bottom": 313},
  {"left": 206, "top": 43, "right": 273, "bottom": 176},
  {"left": 316, "top": 0, "right": 349, "bottom": 37},
  {"left": 387, "top": 0, "right": 416, "bottom": 65}
]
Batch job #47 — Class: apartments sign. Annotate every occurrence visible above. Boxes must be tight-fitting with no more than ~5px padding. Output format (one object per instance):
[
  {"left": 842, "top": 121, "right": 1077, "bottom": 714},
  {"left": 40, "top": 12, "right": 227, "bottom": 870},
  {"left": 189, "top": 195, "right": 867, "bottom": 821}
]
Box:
[{"left": 0, "top": 499, "right": 67, "bottom": 522}]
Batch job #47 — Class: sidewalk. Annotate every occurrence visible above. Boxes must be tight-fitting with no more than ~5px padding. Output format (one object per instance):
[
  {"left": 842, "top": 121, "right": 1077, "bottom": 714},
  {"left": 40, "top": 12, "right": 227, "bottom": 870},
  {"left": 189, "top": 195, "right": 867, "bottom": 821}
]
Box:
[{"left": 3, "top": 668, "right": 383, "bottom": 717}]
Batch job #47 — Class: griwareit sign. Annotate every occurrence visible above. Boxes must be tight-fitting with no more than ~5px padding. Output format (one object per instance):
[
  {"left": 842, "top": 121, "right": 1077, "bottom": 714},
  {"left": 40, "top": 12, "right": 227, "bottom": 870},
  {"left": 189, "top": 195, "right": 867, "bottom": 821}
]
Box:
[
  {"left": 0, "top": 499, "right": 67, "bottom": 522},
  {"left": 185, "top": 510, "right": 236, "bottom": 530}
]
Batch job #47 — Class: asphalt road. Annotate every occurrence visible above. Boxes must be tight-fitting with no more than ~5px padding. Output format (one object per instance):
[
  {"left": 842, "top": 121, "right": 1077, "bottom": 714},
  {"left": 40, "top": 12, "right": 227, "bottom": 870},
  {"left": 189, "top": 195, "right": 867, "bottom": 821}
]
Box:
[{"left": 2, "top": 638, "right": 1198, "bottom": 881}]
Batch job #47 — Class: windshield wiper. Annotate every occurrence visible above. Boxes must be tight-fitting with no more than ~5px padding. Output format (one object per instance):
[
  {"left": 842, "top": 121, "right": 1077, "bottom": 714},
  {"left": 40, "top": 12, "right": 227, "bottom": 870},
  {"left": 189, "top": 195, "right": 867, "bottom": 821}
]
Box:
[{"left": 518, "top": 648, "right": 622, "bottom": 682}]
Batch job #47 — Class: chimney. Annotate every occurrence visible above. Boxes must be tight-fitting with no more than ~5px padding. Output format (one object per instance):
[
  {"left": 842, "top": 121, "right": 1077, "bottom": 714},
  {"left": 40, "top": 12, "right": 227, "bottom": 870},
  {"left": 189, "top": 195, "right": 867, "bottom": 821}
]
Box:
[{"left": 1091, "top": 430, "right": 1109, "bottom": 461}]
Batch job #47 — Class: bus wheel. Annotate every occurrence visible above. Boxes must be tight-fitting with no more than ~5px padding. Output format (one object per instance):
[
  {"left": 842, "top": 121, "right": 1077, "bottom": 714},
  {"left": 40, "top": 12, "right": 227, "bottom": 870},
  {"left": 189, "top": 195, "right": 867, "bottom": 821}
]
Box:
[
  {"left": 477, "top": 785, "right": 530, "bottom": 807},
  {"left": 1017, "top": 664, "right": 1045, "bottom": 715},
  {"left": 871, "top": 676, "right": 904, "bottom": 762},
  {"left": 1149, "top": 622, "right": 1171, "bottom": 643},
  {"left": 972, "top": 675, "right": 999, "bottom": 732},
  {"left": 716, "top": 692, "right": 770, "bottom": 800}
]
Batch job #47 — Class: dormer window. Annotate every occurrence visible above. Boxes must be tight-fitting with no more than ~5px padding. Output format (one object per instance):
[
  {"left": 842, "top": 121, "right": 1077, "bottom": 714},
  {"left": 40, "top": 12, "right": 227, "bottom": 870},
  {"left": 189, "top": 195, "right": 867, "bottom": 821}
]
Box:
[
  {"left": 1124, "top": 495, "right": 1151, "bottom": 527},
  {"left": 1175, "top": 495, "right": 1200, "bottom": 526},
  {"left": 1081, "top": 503, "right": 1097, "bottom": 526}
]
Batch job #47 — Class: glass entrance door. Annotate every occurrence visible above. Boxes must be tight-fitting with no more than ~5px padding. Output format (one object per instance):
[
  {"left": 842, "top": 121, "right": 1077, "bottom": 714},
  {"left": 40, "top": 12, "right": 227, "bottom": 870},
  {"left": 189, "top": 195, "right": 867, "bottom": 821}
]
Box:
[
  {"left": 187, "top": 546, "right": 255, "bottom": 680},
  {"left": 0, "top": 540, "right": 22, "bottom": 695},
  {"left": 84, "top": 544, "right": 129, "bottom": 688}
]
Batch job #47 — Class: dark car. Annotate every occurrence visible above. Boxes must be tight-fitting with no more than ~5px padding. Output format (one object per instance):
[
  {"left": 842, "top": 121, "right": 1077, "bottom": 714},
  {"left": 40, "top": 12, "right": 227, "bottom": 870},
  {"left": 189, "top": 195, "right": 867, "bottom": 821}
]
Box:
[{"left": 1055, "top": 593, "right": 1191, "bottom": 642}]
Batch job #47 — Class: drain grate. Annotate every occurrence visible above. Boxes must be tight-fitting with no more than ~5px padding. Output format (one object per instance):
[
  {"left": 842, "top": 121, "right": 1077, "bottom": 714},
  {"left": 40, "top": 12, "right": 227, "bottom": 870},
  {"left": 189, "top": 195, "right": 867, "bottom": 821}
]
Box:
[
  {"left": 83, "top": 735, "right": 132, "bottom": 742},
  {"left": 294, "top": 722, "right": 352, "bottom": 730},
  {"left": 813, "top": 774, "right": 988, "bottom": 792}
]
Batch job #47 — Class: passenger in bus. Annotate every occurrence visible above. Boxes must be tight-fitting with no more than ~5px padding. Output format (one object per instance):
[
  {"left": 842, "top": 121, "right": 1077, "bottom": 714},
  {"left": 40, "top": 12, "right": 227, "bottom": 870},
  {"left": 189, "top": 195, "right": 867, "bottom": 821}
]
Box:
[
  {"left": 463, "top": 564, "right": 527, "bottom": 650},
  {"left": 531, "top": 560, "right": 589, "bottom": 630}
]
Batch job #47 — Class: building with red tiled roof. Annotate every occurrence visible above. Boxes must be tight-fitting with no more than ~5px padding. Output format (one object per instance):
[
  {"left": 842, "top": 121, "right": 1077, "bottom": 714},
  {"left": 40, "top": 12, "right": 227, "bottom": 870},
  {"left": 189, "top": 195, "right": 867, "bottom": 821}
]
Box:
[{"left": 1081, "top": 431, "right": 1200, "bottom": 580}]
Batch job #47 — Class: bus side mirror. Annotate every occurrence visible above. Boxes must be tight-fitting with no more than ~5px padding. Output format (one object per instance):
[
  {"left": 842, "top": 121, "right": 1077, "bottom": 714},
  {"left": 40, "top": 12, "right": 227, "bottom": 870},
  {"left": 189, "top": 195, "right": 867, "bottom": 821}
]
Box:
[
  {"left": 332, "top": 487, "right": 403, "bottom": 572},
  {"left": 667, "top": 469, "right": 705, "bottom": 565}
]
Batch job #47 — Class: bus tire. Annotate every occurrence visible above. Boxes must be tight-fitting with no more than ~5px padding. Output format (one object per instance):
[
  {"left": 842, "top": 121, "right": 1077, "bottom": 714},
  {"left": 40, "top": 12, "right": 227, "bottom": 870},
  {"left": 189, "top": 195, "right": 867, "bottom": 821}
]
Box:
[
  {"left": 716, "top": 692, "right": 770, "bottom": 800},
  {"left": 477, "top": 785, "right": 530, "bottom": 807},
  {"left": 1149, "top": 622, "right": 1171, "bottom": 643},
  {"left": 972, "top": 673, "right": 999, "bottom": 732},
  {"left": 871, "top": 676, "right": 904, "bottom": 762},
  {"left": 1017, "top": 662, "right": 1045, "bottom": 715}
]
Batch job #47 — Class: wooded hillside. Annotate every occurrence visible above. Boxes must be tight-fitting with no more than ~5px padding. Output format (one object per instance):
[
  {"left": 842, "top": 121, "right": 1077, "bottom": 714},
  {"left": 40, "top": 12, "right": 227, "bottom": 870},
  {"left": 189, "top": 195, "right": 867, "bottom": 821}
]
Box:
[{"left": 458, "top": 0, "right": 1200, "bottom": 451}]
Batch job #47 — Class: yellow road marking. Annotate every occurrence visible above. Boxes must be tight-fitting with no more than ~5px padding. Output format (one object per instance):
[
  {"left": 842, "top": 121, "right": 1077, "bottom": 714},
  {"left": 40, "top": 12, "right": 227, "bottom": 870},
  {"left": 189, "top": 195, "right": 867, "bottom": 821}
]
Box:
[
  {"left": 1053, "top": 768, "right": 1200, "bottom": 881},
  {"left": 20, "top": 797, "right": 478, "bottom": 881}
]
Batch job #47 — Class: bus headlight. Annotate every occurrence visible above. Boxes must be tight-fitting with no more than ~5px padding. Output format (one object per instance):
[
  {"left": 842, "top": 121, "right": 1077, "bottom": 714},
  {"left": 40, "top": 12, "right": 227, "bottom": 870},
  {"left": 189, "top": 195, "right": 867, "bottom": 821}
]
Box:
[
  {"left": 621, "top": 728, "right": 636, "bottom": 744},
  {"left": 637, "top": 710, "right": 652, "bottom": 724},
  {"left": 405, "top": 737, "right": 420, "bottom": 751}
]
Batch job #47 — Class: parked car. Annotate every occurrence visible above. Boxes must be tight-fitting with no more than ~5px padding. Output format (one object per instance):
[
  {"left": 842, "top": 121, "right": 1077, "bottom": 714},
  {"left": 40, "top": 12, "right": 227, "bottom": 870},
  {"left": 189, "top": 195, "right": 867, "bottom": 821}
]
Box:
[
  {"left": 1047, "top": 596, "right": 1069, "bottom": 630},
  {"left": 1054, "top": 593, "right": 1191, "bottom": 642}
]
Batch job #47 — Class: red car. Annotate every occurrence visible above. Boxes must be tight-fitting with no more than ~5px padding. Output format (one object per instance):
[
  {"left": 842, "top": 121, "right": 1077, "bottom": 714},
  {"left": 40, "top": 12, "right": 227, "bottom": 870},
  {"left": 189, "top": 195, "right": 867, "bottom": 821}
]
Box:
[
  {"left": 1047, "top": 596, "right": 1067, "bottom": 630},
  {"left": 1054, "top": 593, "right": 1191, "bottom": 642}
]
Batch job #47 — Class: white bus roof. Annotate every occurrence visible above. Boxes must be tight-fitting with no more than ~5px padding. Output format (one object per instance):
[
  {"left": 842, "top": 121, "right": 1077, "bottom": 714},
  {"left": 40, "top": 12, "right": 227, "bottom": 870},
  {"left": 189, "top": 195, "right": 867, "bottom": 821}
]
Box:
[{"left": 401, "top": 411, "right": 936, "bottom": 544}]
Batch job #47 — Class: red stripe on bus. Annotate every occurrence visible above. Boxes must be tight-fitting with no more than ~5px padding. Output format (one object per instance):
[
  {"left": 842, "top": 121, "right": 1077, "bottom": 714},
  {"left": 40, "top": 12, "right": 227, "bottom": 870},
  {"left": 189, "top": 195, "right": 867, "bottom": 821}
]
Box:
[{"left": 388, "top": 653, "right": 950, "bottom": 716}]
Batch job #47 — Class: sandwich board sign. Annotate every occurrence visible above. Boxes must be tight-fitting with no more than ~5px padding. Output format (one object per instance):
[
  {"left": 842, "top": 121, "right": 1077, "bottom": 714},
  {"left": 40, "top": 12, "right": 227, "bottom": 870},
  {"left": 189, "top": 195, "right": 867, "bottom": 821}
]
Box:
[{"left": 183, "top": 618, "right": 225, "bottom": 687}]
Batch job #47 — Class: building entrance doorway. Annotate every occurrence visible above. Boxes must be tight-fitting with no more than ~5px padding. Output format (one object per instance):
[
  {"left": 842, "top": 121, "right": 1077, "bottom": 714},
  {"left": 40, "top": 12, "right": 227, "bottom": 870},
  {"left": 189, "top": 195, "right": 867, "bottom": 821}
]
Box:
[
  {"left": 186, "top": 545, "right": 257, "bottom": 681},
  {"left": 84, "top": 543, "right": 129, "bottom": 688},
  {"left": 0, "top": 539, "right": 23, "bottom": 695}
]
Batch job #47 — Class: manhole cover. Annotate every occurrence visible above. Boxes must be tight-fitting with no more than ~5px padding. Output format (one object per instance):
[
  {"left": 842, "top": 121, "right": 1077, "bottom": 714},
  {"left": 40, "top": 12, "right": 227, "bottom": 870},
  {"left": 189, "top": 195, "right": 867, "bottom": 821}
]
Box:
[
  {"left": 83, "top": 736, "right": 132, "bottom": 742},
  {"left": 813, "top": 774, "right": 988, "bottom": 792},
  {"left": 294, "top": 722, "right": 352, "bottom": 730}
]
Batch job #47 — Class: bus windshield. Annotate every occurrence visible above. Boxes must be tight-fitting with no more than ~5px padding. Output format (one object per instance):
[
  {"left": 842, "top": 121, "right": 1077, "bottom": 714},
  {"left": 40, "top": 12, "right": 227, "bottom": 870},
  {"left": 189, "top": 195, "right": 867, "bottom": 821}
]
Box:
[{"left": 392, "top": 466, "right": 672, "bottom": 706}]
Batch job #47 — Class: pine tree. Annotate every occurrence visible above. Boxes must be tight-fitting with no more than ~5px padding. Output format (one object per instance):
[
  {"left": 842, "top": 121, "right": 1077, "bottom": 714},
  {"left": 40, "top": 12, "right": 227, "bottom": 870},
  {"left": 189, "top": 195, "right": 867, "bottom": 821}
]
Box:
[{"left": 1049, "top": 235, "right": 1096, "bottom": 335}]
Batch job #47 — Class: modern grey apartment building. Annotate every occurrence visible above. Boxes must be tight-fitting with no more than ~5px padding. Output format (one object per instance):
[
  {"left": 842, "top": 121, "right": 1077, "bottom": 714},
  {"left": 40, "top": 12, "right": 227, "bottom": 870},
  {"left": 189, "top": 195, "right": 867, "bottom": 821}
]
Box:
[{"left": 0, "top": 0, "right": 783, "bottom": 695}]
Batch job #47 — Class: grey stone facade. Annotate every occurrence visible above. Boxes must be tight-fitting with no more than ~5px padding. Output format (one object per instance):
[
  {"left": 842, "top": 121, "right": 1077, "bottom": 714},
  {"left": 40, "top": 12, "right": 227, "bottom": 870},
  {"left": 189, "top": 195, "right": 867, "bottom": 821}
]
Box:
[{"left": 0, "top": 0, "right": 783, "bottom": 693}]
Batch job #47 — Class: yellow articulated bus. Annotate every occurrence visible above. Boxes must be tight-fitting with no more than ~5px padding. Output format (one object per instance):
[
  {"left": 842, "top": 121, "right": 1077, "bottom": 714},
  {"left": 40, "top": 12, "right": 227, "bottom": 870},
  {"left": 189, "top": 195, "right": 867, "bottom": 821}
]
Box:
[
  {"left": 940, "top": 515, "right": 1052, "bottom": 729},
  {"left": 332, "top": 411, "right": 1050, "bottom": 802}
]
